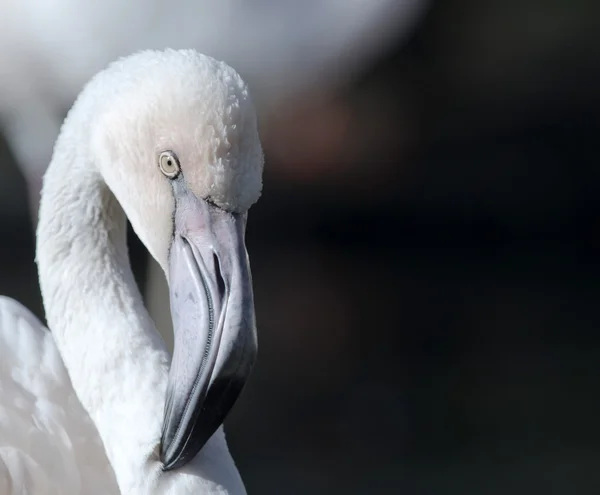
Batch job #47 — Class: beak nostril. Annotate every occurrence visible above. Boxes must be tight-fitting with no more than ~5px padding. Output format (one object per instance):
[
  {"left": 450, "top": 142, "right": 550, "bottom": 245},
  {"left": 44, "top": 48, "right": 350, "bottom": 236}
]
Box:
[{"left": 213, "top": 252, "right": 226, "bottom": 299}]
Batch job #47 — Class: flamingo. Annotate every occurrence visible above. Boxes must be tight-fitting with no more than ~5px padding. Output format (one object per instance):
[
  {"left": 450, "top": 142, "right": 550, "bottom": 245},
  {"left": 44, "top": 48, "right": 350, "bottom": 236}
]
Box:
[
  {"left": 0, "top": 0, "right": 426, "bottom": 219},
  {"left": 0, "top": 48, "right": 263, "bottom": 494},
  {"left": 0, "top": 0, "right": 427, "bottom": 351}
]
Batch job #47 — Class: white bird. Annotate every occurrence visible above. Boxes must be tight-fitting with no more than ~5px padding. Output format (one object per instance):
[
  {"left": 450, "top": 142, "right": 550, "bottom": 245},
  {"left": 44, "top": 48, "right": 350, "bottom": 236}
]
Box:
[
  {"left": 0, "top": 48, "right": 263, "bottom": 494},
  {"left": 0, "top": 0, "right": 426, "bottom": 218},
  {"left": 0, "top": 0, "right": 427, "bottom": 352}
]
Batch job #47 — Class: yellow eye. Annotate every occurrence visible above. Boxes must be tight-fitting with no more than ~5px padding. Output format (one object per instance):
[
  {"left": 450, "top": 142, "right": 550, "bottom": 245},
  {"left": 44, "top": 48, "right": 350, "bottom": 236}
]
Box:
[{"left": 159, "top": 150, "right": 180, "bottom": 178}]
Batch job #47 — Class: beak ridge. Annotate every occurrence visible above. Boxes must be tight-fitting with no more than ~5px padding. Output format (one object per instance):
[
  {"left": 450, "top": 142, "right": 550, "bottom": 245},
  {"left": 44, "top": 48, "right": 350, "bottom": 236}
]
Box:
[{"left": 160, "top": 191, "right": 257, "bottom": 470}]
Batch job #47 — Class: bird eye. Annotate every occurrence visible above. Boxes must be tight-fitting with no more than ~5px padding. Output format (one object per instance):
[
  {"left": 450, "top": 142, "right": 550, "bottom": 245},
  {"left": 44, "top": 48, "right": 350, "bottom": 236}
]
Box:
[{"left": 159, "top": 150, "right": 181, "bottom": 179}]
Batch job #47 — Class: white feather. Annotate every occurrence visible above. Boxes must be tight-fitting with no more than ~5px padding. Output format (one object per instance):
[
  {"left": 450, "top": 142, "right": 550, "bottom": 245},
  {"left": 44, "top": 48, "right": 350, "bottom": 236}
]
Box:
[
  {"left": 0, "top": 49, "right": 259, "bottom": 494},
  {"left": 0, "top": 0, "right": 426, "bottom": 206},
  {"left": 0, "top": 296, "right": 118, "bottom": 494}
]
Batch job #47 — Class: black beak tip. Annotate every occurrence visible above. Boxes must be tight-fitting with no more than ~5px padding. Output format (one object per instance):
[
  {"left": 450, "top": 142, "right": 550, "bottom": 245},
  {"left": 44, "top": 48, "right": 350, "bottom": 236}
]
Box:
[
  {"left": 159, "top": 405, "right": 214, "bottom": 472},
  {"left": 159, "top": 433, "right": 178, "bottom": 471},
  {"left": 159, "top": 373, "right": 251, "bottom": 472},
  {"left": 160, "top": 424, "right": 215, "bottom": 473},
  {"left": 160, "top": 450, "right": 184, "bottom": 472},
  {"left": 160, "top": 449, "right": 173, "bottom": 472}
]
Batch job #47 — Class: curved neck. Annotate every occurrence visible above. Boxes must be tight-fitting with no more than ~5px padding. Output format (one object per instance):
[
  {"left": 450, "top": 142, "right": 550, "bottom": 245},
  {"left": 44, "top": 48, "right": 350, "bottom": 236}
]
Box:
[
  {"left": 36, "top": 130, "right": 171, "bottom": 490},
  {"left": 36, "top": 109, "right": 245, "bottom": 494}
]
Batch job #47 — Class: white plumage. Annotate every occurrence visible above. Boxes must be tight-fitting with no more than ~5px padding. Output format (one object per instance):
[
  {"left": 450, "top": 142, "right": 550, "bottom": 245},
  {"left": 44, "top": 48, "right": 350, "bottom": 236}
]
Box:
[
  {"left": 0, "top": 297, "right": 118, "bottom": 494},
  {"left": 0, "top": 0, "right": 427, "bottom": 354},
  {"left": 0, "top": 0, "right": 426, "bottom": 217},
  {"left": 0, "top": 49, "right": 263, "bottom": 494}
]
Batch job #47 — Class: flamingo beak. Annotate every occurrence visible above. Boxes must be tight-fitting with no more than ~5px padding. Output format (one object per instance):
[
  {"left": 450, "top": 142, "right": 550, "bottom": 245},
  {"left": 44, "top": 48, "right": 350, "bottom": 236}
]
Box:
[{"left": 160, "top": 181, "right": 257, "bottom": 471}]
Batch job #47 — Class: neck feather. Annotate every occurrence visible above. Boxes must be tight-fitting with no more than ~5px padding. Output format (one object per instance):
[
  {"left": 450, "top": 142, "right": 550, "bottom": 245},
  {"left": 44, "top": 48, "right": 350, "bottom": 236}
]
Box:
[
  {"left": 36, "top": 103, "right": 245, "bottom": 494},
  {"left": 36, "top": 128, "right": 170, "bottom": 490}
]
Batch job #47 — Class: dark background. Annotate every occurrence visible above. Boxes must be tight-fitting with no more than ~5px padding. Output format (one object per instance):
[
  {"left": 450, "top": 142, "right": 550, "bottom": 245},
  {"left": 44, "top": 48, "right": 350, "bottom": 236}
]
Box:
[{"left": 1, "top": 1, "right": 599, "bottom": 493}]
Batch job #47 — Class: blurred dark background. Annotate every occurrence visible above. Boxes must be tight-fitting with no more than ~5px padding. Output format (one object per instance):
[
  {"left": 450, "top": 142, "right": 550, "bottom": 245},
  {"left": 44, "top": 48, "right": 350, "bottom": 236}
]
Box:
[{"left": 1, "top": 1, "right": 600, "bottom": 493}]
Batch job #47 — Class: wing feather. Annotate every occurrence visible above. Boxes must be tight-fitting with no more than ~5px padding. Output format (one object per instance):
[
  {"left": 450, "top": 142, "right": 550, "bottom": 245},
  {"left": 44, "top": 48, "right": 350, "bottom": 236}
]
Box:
[{"left": 0, "top": 296, "right": 118, "bottom": 494}]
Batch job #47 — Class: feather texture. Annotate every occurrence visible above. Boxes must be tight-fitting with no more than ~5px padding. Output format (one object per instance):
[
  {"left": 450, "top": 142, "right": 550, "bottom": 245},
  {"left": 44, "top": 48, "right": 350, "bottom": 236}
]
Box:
[
  {"left": 0, "top": 49, "right": 255, "bottom": 494},
  {"left": 0, "top": 296, "right": 118, "bottom": 494}
]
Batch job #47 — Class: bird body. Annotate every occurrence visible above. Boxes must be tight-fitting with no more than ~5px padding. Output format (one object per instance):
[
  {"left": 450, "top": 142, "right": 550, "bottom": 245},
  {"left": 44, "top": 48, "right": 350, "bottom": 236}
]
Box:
[{"left": 0, "top": 296, "right": 119, "bottom": 494}]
